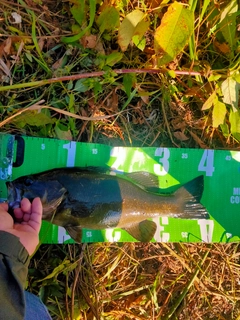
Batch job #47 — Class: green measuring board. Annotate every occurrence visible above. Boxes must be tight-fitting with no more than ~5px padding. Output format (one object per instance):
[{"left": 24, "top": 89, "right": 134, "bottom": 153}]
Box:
[{"left": 0, "top": 133, "right": 240, "bottom": 243}]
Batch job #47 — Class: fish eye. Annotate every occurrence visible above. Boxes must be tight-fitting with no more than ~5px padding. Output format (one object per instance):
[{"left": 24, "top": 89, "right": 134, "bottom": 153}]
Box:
[{"left": 24, "top": 178, "right": 33, "bottom": 186}]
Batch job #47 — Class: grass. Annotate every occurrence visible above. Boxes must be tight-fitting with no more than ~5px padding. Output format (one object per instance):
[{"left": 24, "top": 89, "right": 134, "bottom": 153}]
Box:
[
  {"left": 28, "top": 242, "right": 240, "bottom": 319},
  {"left": 0, "top": 0, "right": 240, "bottom": 319}
]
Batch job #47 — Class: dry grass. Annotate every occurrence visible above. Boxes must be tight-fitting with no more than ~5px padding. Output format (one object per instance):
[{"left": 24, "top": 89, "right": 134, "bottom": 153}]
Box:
[{"left": 28, "top": 242, "right": 240, "bottom": 319}]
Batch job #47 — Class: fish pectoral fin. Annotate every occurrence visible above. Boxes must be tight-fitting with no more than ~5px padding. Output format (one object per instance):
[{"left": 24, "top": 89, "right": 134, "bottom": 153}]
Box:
[
  {"left": 65, "top": 226, "right": 83, "bottom": 243},
  {"left": 124, "top": 220, "right": 157, "bottom": 242}
]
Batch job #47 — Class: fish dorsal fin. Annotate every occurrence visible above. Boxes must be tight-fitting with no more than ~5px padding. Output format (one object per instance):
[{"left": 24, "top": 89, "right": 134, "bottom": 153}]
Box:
[
  {"left": 124, "top": 171, "right": 160, "bottom": 192},
  {"left": 65, "top": 226, "right": 83, "bottom": 243},
  {"left": 124, "top": 220, "right": 157, "bottom": 242},
  {"left": 76, "top": 167, "right": 161, "bottom": 192}
]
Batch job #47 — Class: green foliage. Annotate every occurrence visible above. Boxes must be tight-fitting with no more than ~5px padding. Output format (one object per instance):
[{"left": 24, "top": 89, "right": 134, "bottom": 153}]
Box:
[
  {"left": 218, "top": 0, "right": 238, "bottom": 56},
  {"left": 212, "top": 97, "right": 226, "bottom": 128},
  {"left": 1, "top": 0, "right": 240, "bottom": 145},
  {"left": 70, "top": 0, "right": 86, "bottom": 26},
  {"left": 97, "top": 6, "right": 120, "bottom": 33},
  {"left": 221, "top": 76, "right": 240, "bottom": 112},
  {"left": 13, "top": 111, "right": 55, "bottom": 128},
  {"left": 61, "top": 0, "right": 96, "bottom": 43},
  {"left": 154, "top": 2, "right": 194, "bottom": 66},
  {"left": 229, "top": 110, "right": 240, "bottom": 141},
  {"left": 123, "top": 73, "right": 136, "bottom": 98},
  {"left": 118, "top": 10, "right": 149, "bottom": 51}
]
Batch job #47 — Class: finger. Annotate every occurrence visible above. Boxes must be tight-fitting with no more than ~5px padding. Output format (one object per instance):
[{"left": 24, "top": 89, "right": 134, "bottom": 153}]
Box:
[
  {"left": 0, "top": 203, "right": 8, "bottom": 211},
  {"left": 20, "top": 198, "right": 32, "bottom": 214},
  {"left": 14, "top": 207, "right": 24, "bottom": 220},
  {"left": 27, "top": 198, "right": 43, "bottom": 233},
  {"left": 14, "top": 198, "right": 31, "bottom": 221}
]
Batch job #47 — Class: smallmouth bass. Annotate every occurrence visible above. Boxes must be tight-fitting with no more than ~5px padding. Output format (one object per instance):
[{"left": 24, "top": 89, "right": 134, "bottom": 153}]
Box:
[{"left": 6, "top": 168, "right": 209, "bottom": 242}]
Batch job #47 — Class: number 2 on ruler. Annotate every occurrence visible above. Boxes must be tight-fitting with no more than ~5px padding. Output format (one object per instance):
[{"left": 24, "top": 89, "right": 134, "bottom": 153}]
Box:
[{"left": 198, "top": 150, "right": 215, "bottom": 176}]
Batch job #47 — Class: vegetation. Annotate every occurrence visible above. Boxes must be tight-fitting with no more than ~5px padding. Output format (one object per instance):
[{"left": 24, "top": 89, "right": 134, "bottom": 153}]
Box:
[{"left": 0, "top": 0, "right": 240, "bottom": 319}]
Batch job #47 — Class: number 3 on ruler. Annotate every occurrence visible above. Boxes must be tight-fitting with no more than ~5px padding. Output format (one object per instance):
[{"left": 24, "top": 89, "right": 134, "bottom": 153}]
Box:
[
  {"left": 154, "top": 148, "right": 170, "bottom": 176},
  {"left": 198, "top": 150, "right": 215, "bottom": 176}
]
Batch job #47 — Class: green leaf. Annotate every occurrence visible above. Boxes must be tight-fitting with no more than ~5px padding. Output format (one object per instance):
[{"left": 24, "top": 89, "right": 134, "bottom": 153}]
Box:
[
  {"left": 132, "top": 34, "right": 146, "bottom": 51},
  {"left": 61, "top": 0, "right": 96, "bottom": 43},
  {"left": 154, "top": 2, "right": 194, "bottom": 66},
  {"left": 233, "top": 71, "right": 240, "bottom": 84},
  {"left": 70, "top": 0, "right": 86, "bottom": 26},
  {"left": 74, "top": 79, "right": 89, "bottom": 92},
  {"left": 36, "top": 259, "right": 72, "bottom": 282},
  {"left": 67, "top": 93, "right": 75, "bottom": 113},
  {"left": 218, "top": 0, "right": 238, "bottom": 50},
  {"left": 212, "top": 97, "right": 226, "bottom": 128},
  {"left": 97, "top": 6, "right": 120, "bottom": 33},
  {"left": 131, "top": 16, "right": 149, "bottom": 51},
  {"left": 13, "top": 111, "right": 55, "bottom": 128},
  {"left": 123, "top": 73, "right": 136, "bottom": 98},
  {"left": 221, "top": 77, "right": 240, "bottom": 112},
  {"left": 229, "top": 110, "right": 240, "bottom": 141},
  {"left": 208, "top": 74, "right": 221, "bottom": 82},
  {"left": 105, "top": 52, "right": 123, "bottom": 67},
  {"left": 118, "top": 10, "right": 149, "bottom": 51},
  {"left": 167, "top": 70, "right": 176, "bottom": 78},
  {"left": 199, "top": 0, "right": 211, "bottom": 22},
  {"left": 220, "top": 123, "right": 229, "bottom": 137}
]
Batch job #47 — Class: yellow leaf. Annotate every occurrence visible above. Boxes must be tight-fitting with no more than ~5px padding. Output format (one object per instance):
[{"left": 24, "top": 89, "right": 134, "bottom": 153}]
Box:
[
  {"left": 154, "top": 2, "right": 194, "bottom": 66},
  {"left": 212, "top": 97, "right": 226, "bottom": 128},
  {"left": 202, "top": 91, "right": 216, "bottom": 110}
]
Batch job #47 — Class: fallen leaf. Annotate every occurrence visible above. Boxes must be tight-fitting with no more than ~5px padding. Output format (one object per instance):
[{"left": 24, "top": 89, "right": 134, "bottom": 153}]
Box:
[
  {"left": 52, "top": 56, "right": 65, "bottom": 70},
  {"left": 82, "top": 34, "right": 97, "bottom": 49},
  {"left": 55, "top": 124, "right": 72, "bottom": 141},
  {"left": 81, "top": 35, "right": 105, "bottom": 54},
  {"left": 3, "top": 38, "right": 12, "bottom": 55},
  {"left": 189, "top": 130, "right": 208, "bottom": 148},
  {"left": 213, "top": 39, "right": 231, "bottom": 54},
  {"left": 105, "top": 90, "right": 119, "bottom": 112},
  {"left": 0, "top": 58, "right": 11, "bottom": 76},
  {"left": 173, "top": 131, "right": 189, "bottom": 141}
]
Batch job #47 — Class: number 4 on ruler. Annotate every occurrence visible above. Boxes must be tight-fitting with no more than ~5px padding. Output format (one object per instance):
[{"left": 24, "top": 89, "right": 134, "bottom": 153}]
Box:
[{"left": 198, "top": 150, "right": 215, "bottom": 176}]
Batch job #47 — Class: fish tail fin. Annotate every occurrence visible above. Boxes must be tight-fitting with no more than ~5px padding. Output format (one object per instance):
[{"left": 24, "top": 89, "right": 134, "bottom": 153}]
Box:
[{"left": 175, "top": 176, "right": 209, "bottom": 219}]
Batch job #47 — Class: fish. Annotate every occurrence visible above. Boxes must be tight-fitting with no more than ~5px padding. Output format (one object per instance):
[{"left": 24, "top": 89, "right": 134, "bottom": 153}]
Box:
[{"left": 6, "top": 168, "right": 209, "bottom": 242}]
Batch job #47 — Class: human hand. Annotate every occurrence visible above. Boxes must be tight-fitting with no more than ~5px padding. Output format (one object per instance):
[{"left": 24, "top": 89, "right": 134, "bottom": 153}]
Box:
[{"left": 0, "top": 198, "right": 42, "bottom": 255}]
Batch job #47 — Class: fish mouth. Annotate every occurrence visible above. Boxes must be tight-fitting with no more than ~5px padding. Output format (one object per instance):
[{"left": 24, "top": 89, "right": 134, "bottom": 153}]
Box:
[{"left": 6, "top": 182, "right": 22, "bottom": 209}]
